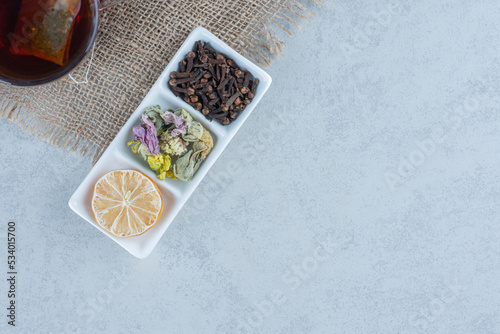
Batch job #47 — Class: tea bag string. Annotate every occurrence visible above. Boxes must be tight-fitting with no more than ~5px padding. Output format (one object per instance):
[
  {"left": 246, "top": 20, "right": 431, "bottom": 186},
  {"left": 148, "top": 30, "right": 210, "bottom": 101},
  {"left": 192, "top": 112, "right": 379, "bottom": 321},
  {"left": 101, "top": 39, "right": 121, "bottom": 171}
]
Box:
[{"left": 69, "top": 42, "right": 95, "bottom": 85}]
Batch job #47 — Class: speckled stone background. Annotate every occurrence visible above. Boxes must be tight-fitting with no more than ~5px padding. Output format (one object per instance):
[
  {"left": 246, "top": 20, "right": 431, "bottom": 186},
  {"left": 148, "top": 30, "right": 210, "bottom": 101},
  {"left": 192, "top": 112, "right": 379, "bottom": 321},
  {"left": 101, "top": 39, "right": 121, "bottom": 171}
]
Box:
[{"left": 1, "top": 0, "right": 500, "bottom": 333}]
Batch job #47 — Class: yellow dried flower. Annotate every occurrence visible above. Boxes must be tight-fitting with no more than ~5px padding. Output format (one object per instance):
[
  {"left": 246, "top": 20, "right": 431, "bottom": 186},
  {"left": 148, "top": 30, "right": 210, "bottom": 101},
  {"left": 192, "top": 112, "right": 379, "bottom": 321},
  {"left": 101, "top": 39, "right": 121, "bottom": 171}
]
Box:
[
  {"left": 147, "top": 154, "right": 172, "bottom": 180},
  {"left": 166, "top": 170, "right": 177, "bottom": 180}
]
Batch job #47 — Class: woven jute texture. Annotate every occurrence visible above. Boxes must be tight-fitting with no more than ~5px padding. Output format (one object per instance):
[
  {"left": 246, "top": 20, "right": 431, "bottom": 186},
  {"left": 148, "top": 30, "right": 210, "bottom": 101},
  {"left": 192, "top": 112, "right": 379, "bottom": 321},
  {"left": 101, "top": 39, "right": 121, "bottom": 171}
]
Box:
[{"left": 0, "top": 0, "right": 320, "bottom": 164}]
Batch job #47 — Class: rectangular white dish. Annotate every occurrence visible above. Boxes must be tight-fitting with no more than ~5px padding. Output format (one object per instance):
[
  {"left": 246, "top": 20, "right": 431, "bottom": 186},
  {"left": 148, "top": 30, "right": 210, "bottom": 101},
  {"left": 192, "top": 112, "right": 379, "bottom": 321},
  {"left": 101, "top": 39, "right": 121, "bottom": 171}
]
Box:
[{"left": 68, "top": 26, "right": 272, "bottom": 258}]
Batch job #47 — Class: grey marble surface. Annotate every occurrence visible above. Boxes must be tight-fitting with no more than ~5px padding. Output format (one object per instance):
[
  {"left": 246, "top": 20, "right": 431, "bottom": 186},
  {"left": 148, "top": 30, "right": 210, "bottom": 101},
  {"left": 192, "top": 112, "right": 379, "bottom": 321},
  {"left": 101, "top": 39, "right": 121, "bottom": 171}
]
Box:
[{"left": 1, "top": 0, "right": 500, "bottom": 333}]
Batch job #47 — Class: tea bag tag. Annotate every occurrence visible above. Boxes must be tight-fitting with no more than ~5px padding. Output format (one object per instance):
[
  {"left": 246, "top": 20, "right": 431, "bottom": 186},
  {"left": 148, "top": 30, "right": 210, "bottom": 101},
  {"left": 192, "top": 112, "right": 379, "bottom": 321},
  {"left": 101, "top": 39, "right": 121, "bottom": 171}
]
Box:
[{"left": 69, "top": 43, "right": 95, "bottom": 85}]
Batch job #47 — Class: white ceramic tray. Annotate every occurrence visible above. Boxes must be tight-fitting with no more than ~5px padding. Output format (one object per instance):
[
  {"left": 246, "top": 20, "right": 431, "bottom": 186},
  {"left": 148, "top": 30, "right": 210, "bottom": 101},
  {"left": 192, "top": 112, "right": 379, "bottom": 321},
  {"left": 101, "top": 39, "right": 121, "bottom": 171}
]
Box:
[{"left": 68, "top": 27, "right": 272, "bottom": 258}]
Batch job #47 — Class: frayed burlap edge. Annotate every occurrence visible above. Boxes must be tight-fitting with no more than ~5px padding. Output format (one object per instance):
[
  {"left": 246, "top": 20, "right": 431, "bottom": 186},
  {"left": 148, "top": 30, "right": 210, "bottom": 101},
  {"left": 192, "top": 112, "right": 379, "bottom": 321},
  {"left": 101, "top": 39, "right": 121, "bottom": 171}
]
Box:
[
  {"left": 241, "top": 0, "right": 323, "bottom": 66},
  {"left": 1, "top": 97, "right": 103, "bottom": 161},
  {"left": 1, "top": 0, "right": 323, "bottom": 165}
]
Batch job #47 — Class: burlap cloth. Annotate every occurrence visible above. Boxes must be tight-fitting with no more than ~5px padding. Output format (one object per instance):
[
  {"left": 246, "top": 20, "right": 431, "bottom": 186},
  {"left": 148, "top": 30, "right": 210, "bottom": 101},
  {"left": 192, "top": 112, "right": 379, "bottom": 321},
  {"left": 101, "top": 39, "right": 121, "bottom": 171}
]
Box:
[{"left": 0, "top": 0, "right": 320, "bottom": 164}]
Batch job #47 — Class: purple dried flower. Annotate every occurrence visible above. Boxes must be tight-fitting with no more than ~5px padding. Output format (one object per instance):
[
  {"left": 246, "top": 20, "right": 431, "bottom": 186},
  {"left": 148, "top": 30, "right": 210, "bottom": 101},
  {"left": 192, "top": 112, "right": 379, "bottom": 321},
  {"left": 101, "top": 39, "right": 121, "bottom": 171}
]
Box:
[
  {"left": 161, "top": 111, "right": 188, "bottom": 137},
  {"left": 132, "top": 114, "right": 160, "bottom": 155}
]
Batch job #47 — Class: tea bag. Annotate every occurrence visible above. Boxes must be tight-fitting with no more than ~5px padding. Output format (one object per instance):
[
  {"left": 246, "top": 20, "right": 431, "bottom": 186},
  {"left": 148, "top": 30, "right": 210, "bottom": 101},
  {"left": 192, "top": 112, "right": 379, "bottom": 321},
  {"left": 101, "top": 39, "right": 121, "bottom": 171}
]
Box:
[{"left": 10, "top": 0, "right": 81, "bottom": 66}]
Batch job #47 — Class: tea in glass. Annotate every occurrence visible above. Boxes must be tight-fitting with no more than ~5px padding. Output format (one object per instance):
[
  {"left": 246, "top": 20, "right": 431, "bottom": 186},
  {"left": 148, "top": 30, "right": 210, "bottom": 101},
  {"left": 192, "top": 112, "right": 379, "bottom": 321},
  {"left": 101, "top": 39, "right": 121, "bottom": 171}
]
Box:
[{"left": 0, "top": 0, "right": 94, "bottom": 85}]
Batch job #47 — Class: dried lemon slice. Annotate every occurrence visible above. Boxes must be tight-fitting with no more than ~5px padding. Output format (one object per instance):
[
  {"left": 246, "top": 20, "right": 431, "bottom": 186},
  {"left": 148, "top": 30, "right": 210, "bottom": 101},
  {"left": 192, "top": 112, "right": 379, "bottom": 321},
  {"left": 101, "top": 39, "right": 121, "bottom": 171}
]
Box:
[{"left": 92, "top": 170, "right": 163, "bottom": 238}]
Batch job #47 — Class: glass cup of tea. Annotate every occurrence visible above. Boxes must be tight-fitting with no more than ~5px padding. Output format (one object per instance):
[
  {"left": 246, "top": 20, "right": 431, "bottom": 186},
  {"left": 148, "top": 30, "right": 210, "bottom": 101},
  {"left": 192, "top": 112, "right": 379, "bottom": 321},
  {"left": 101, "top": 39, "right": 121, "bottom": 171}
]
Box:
[{"left": 0, "top": 0, "right": 127, "bottom": 86}]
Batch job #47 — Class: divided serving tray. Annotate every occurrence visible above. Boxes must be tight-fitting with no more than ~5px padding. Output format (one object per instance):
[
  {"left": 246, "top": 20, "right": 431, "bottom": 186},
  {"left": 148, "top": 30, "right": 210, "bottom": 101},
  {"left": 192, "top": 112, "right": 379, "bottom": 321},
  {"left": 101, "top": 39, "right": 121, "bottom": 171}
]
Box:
[{"left": 68, "top": 27, "right": 272, "bottom": 258}]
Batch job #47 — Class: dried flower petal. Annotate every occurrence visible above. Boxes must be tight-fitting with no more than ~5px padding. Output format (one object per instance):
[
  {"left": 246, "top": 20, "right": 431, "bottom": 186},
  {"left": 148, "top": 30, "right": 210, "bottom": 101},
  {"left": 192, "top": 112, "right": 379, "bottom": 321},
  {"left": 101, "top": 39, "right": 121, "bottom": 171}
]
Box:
[
  {"left": 132, "top": 114, "right": 160, "bottom": 155},
  {"left": 175, "top": 108, "right": 193, "bottom": 123},
  {"left": 127, "top": 140, "right": 152, "bottom": 160},
  {"left": 173, "top": 150, "right": 203, "bottom": 182},
  {"left": 161, "top": 110, "right": 188, "bottom": 137},
  {"left": 183, "top": 121, "right": 204, "bottom": 142},
  {"left": 144, "top": 105, "right": 164, "bottom": 131}
]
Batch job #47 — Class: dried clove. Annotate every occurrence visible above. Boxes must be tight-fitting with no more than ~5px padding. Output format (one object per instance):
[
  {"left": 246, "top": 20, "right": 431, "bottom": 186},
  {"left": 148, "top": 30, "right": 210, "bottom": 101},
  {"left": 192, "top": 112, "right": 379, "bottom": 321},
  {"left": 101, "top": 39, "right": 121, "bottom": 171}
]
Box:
[
  {"left": 235, "top": 70, "right": 244, "bottom": 78},
  {"left": 179, "top": 60, "right": 187, "bottom": 72},
  {"left": 241, "top": 72, "right": 251, "bottom": 94},
  {"left": 169, "top": 77, "right": 192, "bottom": 86},
  {"left": 226, "top": 91, "right": 240, "bottom": 108},
  {"left": 208, "top": 97, "right": 219, "bottom": 106},
  {"left": 170, "top": 71, "right": 191, "bottom": 79},
  {"left": 189, "top": 70, "right": 204, "bottom": 84},
  {"left": 200, "top": 93, "right": 209, "bottom": 106},
  {"left": 172, "top": 86, "right": 195, "bottom": 96},
  {"left": 186, "top": 51, "right": 195, "bottom": 73},
  {"left": 168, "top": 40, "right": 260, "bottom": 125}
]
